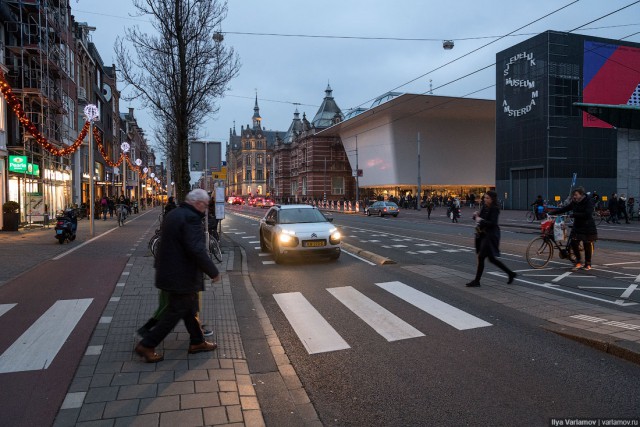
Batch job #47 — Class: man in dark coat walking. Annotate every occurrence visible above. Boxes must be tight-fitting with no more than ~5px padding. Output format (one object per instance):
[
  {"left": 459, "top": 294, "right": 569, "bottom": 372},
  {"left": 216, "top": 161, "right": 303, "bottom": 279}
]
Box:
[
  {"left": 551, "top": 186, "right": 598, "bottom": 270},
  {"left": 135, "top": 189, "right": 220, "bottom": 362}
]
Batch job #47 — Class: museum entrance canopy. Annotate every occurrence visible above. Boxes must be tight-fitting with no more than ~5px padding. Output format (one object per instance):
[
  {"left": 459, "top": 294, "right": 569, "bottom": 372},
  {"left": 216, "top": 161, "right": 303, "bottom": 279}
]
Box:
[{"left": 574, "top": 103, "right": 640, "bottom": 130}]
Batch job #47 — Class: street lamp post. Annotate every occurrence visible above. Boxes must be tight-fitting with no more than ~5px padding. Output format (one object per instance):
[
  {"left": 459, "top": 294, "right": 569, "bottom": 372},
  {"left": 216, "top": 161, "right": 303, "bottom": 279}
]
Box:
[
  {"left": 417, "top": 132, "right": 421, "bottom": 211},
  {"left": 84, "top": 104, "right": 99, "bottom": 237}
]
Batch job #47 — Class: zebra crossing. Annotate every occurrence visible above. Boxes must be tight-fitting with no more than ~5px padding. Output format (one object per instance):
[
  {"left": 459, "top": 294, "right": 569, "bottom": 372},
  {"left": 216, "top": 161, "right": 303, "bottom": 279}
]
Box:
[
  {"left": 0, "top": 299, "right": 93, "bottom": 373},
  {"left": 274, "top": 281, "right": 491, "bottom": 355},
  {"left": 351, "top": 231, "right": 474, "bottom": 255}
]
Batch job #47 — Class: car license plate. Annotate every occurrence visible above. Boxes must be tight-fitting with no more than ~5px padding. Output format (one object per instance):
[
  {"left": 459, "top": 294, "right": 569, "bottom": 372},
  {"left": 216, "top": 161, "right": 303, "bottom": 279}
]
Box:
[
  {"left": 303, "top": 240, "right": 326, "bottom": 247},
  {"left": 56, "top": 230, "right": 63, "bottom": 234}
]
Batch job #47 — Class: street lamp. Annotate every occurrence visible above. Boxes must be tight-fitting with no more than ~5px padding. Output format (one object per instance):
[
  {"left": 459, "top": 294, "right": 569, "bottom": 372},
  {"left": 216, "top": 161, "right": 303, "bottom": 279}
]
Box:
[{"left": 84, "top": 104, "right": 99, "bottom": 237}]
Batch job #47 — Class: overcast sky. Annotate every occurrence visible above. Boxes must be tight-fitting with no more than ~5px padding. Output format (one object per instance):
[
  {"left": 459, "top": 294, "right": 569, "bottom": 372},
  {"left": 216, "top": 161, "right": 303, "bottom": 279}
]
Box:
[{"left": 72, "top": 0, "right": 640, "bottom": 160}]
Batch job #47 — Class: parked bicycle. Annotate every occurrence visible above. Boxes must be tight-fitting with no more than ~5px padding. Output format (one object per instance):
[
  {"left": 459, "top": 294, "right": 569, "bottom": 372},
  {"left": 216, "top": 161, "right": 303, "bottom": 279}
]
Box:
[
  {"left": 208, "top": 230, "right": 222, "bottom": 263},
  {"left": 148, "top": 228, "right": 161, "bottom": 257},
  {"left": 525, "top": 215, "right": 592, "bottom": 269}
]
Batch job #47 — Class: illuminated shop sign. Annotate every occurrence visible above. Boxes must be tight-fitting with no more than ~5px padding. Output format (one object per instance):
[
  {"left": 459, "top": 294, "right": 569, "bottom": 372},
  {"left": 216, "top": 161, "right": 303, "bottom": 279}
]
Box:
[
  {"left": 502, "top": 51, "right": 539, "bottom": 117},
  {"left": 8, "top": 155, "right": 40, "bottom": 176}
]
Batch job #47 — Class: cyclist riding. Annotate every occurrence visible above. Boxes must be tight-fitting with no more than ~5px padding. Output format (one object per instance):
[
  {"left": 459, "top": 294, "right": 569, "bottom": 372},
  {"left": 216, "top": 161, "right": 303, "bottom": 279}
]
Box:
[
  {"left": 548, "top": 186, "right": 597, "bottom": 270},
  {"left": 207, "top": 195, "right": 219, "bottom": 240},
  {"left": 531, "top": 195, "right": 545, "bottom": 220}
]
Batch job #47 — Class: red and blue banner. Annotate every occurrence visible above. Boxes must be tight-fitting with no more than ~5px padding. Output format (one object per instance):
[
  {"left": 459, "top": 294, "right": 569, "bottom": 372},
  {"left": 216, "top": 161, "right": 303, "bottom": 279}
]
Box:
[{"left": 583, "top": 41, "right": 640, "bottom": 128}]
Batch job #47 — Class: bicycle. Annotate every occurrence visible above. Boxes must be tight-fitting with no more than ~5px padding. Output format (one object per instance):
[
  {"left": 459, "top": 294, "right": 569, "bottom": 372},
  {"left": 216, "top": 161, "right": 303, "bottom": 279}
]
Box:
[
  {"left": 525, "top": 215, "right": 592, "bottom": 268},
  {"left": 526, "top": 216, "right": 576, "bottom": 268},
  {"left": 526, "top": 205, "right": 549, "bottom": 223},
  {"left": 148, "top": 228, "right": 161, "bottom": 257},
  {"left": 116, "top": 204, "right": 128, "bottom": 226},
  {"left": 208, "top": 229, "right": 222, "bottom": 262}
]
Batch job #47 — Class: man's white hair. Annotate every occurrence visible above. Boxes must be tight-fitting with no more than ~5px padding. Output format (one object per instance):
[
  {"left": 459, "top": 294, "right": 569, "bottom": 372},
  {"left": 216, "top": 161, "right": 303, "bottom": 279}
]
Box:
[{"left": 186, "top": 189, "right": 209, "bottom": 204}]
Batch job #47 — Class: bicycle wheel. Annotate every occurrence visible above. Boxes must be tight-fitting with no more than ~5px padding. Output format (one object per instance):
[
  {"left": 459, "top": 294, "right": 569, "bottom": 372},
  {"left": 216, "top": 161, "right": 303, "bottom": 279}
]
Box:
[
  {"left": 526, "top": 211, "right": 535, "bottom": 222},
  {"left": 526, "top": 236, "right": 553, "bottom": 268},
  {"left": 150, "top": 236, "right": 160, "bottom": 257},
  {"left": 209, "top": 235, "right": 222, "bottom": 262}
]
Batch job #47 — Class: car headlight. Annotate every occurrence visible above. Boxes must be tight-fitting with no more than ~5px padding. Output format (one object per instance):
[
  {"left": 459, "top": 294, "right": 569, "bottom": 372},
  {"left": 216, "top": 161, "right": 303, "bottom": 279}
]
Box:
[
  {"left": 330, "top": 230, "right": 341, "bottom": 245},
  {"left": 278, "top": 229, "right": 298, "bottom": 246}
]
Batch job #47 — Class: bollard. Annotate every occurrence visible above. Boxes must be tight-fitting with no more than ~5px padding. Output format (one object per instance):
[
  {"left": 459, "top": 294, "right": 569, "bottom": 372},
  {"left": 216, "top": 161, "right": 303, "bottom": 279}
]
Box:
[{"left": 355, "top": 201, "right": 359, "bottom": 213}]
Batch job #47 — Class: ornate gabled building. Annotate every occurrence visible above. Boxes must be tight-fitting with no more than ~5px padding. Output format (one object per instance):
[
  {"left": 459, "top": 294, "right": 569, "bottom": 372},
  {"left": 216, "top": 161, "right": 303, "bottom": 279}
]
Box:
[
  {"left": 272, "top": 84, "right": 355, "bottom": 203},
  {"left": 226, "top": 95, "right": 281, "bottom": 198}
]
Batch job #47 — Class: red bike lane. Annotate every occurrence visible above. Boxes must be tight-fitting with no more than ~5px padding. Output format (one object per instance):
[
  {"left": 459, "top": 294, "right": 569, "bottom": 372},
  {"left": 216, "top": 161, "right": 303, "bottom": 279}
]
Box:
[{"left": 0, "top": 241, "right": 130, "bottom": 427}]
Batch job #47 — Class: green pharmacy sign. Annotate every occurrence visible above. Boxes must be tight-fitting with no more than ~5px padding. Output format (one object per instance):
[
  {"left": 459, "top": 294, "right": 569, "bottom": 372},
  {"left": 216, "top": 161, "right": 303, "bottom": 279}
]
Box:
[{"left": 9, "top": 155, "right": 40, "bottom": 176}]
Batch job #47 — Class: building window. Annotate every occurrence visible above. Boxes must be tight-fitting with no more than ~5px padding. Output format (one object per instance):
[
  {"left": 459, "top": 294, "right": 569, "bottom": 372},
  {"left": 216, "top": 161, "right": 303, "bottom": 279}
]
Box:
[
  {"left": 291, "top": 180, "right": 298, "bottom": 195},
  {"left": 245, "top": 169, "right": 252, "bottom": 181},
  {"left": 257, "top": 140, "right": 263, "bottom": 149},
  {"left": 331, "top": 176, "right": 344, "bottom": 195},
  {"left": 302, "top": 176, "right": 307, "bottom": 195},
  {"left": 0, "top": 96, "right": 5, "bottom": 132},
  {"left": 257, "top": 154, "right": 263, "bottom": 165},
  {"left": 257, "top": 185, "right": 263, "bottom": 195},
  {"left": 245, "top": 155, "right": 251, "bottom": 166},
  {"left": 256, "top": 169, "right": 263, "bottom": 180}
]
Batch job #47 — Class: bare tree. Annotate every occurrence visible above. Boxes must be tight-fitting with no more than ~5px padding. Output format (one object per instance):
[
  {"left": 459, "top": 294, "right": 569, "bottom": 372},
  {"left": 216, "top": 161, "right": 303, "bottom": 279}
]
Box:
[{"left": 115, "top": 0, "right": 240, "bottom": 201}]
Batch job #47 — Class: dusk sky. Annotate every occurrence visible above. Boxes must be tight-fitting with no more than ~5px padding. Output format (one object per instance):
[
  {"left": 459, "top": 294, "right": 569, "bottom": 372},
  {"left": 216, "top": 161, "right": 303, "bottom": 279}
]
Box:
[{"left": 72, "top": 0, "right": 640, "bottom": 161}]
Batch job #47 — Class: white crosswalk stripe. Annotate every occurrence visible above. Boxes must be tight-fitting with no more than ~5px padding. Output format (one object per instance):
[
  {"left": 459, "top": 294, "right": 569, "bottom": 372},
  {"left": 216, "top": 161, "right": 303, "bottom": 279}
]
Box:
[
  {"left": 274, "top": 292, "right": 350, "bottom": 354},
  {"left": 0, "top": 299, "right": 93, "bottom": 373},
  {"left": 376, "top": 281, "right": 492, "bottom": 330},
  {"left": 0, "top": 304, "right": 16, "bottom": 318},
  {"left": 275, "top": 281, "right": 492, "bottom": 355},
  {"left": 327, "top": 286, "right": 424, "bottom": 341}
]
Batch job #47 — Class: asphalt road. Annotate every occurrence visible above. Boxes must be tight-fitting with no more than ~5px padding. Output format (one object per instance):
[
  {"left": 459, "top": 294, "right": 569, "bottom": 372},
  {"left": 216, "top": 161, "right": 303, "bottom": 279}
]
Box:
[{"left": 224, "top": 205, "right": 640, "bottom": 426}]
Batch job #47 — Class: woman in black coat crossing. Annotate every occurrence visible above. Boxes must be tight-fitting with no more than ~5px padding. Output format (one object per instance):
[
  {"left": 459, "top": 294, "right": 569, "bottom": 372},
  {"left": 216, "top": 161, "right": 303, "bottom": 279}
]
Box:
[{"left": 466, "top": 190, "right": 516, "bottom": 287}]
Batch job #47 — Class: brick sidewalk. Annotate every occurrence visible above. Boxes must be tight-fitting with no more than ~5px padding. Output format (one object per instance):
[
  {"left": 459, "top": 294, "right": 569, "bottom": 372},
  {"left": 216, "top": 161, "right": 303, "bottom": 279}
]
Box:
[{"left": 53, "top": 247, "right": 267, "bottom": 427}]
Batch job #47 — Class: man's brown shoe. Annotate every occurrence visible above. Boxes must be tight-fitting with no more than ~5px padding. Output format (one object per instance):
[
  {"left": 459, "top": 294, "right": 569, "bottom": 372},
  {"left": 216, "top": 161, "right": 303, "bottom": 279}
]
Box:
[
  {"left": 135, "top": 343, "right": 164, "bottom": 363},
  {"left": 188, "top": 341, "right": 218, "bottom": 354}
]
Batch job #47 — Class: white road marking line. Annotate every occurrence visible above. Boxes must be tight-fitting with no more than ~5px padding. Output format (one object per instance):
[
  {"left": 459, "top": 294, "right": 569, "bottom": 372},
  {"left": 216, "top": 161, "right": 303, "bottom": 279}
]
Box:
[
  {"left": 510, "top": 277, "right": 638, "bottom": 306},
  {"left": 391, "top": 245, "right": 407, "bottom": 248},
  {"left": 328, "top": 287, "right": 424, "bottom": 341},
  {"left": 242, "top": 236, "right": 255, "bottom": 239},
  {"left": 262, "top": 261, "right": 276, "bottom": 265},
  {"left": 342, "top": 250, "right": 377, "bottom": 265},
  {"left": 407, "top": 251, "right": 418, "bottom": 254},
  {"left": 376, "top": 281, "right": 492, "bottom": 330},
  {"left": 621, "top": 284, "right": 638, "bottom": 299},
  {"left": 249, "top": 241, "right": 260, "bottom": 243},
  {"left": 274, "top": 292, "right": 350, "bottom": 354},
  {"left": 254, "top": 247, "right": 261, "bottom": 250},
  {"left": 636, "top": 274, "right": 640, "bottom": 283},
  {"left": 0, "top": 299, "right": 93, "bottom": 373},
  {"left": 417, "top": 250, "right": 436, "bottom": 254},
  {"left": 258, "top": 253, "right": 269, "bottom": 257},
  {"left": 0, "top": 304, "right": 17, "bottom": 317},
  {"left": 603, "top": 261, "right": 640, "bottom": 266},
  {"left": 552, "top": 272, "right": 573, "bottom": 283}
]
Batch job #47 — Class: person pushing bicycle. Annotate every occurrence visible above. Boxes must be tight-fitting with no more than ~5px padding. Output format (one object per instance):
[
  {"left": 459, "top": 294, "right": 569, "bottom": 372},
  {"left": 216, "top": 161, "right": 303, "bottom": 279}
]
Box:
[{"left": 549, "top": 186, "right": 597, "bottom": 270}]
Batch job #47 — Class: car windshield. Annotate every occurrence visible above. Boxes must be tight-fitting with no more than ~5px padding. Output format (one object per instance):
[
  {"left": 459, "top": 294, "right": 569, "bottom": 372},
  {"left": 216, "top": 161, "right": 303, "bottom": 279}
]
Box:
[{"left": 279, "top": 208, "right": 328, "bottom": 224}]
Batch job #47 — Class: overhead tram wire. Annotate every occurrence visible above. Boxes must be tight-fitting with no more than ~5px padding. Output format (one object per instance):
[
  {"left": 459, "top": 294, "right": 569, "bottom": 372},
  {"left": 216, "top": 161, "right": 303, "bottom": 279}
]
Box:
[
  {"left": 348, "top": 0, "right": 581, "bottom": 112},
  {"left": 336, "top": 23, "right": 640, "bottom": 151}
]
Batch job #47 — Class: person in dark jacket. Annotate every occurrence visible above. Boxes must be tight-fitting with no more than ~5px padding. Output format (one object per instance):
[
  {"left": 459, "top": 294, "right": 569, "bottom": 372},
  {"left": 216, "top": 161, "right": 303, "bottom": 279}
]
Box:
[
  {"left": 607, "top": 193, "right": 619, "bottom": 224},
  {"left": 550, "top": 186, "right": 597, "bottom": 270},
  {"left": 618, "top": 194, "right": 629, "bottom": 224},
  {"left": 135, "top": 189, "right": 220, "bottom": 363},
  {"left": 466, "top": 190, "right": 516, "bottom": 287},
  {"left": 164, "top": 196, "right": 177, "bottom": 215}
]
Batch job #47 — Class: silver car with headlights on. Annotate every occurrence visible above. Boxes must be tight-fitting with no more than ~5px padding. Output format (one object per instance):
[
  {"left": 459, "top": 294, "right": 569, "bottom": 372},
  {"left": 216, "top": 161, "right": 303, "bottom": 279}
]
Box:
[{"left": 259, "top": 204, "right": 341, "bottom": 263}]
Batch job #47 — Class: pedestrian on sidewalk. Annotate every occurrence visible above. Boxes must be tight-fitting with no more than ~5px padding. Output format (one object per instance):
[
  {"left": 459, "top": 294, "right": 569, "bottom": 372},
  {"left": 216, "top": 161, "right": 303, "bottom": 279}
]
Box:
[
  {"left": 465, "top": 190, "right": 516, "bottom": 287},
  {"left": 549, "top": 186, "right": 597, "bottom": 270},
  {"left": 135, "top": 189, "right": 221, "bottom": 363}
]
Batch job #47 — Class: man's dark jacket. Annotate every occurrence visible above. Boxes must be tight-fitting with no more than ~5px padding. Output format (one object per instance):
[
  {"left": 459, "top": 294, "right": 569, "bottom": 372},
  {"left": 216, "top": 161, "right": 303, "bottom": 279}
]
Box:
[
  {"left": 155, "top": 203, "right": 219, "bottom": 293},
  {"left": 552, "top": 195, "right": 598, "bottom": 239}
]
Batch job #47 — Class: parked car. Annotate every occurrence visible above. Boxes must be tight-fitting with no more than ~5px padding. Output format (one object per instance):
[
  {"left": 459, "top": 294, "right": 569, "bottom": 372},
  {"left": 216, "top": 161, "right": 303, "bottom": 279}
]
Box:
[
  {"left": 365, "top": 201, "right": 399, "bottom": 217},
  {"left": 259, "top": 204, "right": 341, "bottom": 263}
]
